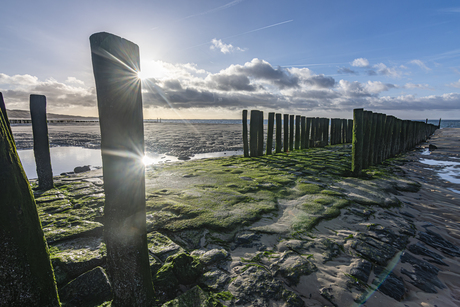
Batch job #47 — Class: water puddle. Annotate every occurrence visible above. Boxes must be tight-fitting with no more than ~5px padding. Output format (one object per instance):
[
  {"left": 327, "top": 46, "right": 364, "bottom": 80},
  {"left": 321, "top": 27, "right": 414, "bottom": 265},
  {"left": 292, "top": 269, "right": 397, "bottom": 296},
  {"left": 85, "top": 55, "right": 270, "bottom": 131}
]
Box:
[
  {"left": 419, "top": 158, "right": 460, "bottom": 184},
  {"left": 18, "top": 146, "right": 243, "bottom": 179}
]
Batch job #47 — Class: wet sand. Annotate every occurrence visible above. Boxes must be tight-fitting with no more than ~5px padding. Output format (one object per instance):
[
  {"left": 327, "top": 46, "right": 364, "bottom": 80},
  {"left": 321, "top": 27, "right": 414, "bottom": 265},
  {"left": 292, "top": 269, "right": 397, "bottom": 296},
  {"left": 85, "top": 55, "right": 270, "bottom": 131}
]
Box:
[{"left": 11, "top": 122, "right": 243, "bottom": 158}]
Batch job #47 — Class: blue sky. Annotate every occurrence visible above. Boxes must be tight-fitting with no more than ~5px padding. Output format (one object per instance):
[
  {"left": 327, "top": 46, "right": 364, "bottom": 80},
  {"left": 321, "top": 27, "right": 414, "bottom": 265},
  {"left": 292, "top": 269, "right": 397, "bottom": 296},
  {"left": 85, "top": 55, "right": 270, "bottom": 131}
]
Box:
[{"left": 1, "top": 0, "right": 460, "bottom": 119}]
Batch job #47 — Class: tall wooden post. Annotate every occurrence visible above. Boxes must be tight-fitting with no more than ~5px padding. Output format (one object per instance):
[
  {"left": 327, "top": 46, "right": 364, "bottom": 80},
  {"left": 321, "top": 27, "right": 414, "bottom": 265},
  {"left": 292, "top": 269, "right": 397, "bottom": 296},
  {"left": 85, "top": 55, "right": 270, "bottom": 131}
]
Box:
[
  {"left": 369, "top": 113, "right": 377, "bottom": 166},
  {"left": 276, "top": 113, "right": 282, "bottom": 153},
  {"left": 352, "top": 109, "right": 364, "bottom": 175},
  {"left": 242, "top": 110, "right": 249, "bottom": 157},
  {"left": 266, "top": 112, "right": 274, "bottom": 155},
  {"left": 257, "top": 110, "right": 264, "bottom": 156},
  {"left": 250, "top": 110, "right": 258, "bottom": 157},
  {"left": 295, "top": 115, "right": 300, "bottom": 150},
  {"left": 283, "top": 114, "right": 289, "bottom": 152},
  {"left": 90, "top": 32, "right": 155, "bottom": 306},
  {"left": 289, "top": 115, "right": 294, "bottom": 151},
  {"left": 30, "top": 95, "right": 53, "bottom": 190},
  {"left": 347, "top": 119, "right": 353, "bottom": 143},
  {"left": 323, "top": 118, "right": 329, "bottom": 147},
  {"left": 300, "top": 116, "right": 306, "bottom": 149},
  {"left": 362, "top": 111, "right": 372, "bottom": 169},
  {"left": 1, "top": 101, "right": 60, "bottom": 306},
  {"left": 306, "top": 117, "right": 312, "bottom": 148}
]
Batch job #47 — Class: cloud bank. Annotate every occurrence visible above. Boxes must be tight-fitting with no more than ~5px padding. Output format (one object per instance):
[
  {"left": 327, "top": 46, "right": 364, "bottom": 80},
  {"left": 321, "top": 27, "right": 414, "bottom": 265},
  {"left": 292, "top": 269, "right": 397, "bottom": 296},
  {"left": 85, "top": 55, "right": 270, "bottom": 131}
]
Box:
[{"left": 1, "top": 57, "right": 459, "bottom": 118}]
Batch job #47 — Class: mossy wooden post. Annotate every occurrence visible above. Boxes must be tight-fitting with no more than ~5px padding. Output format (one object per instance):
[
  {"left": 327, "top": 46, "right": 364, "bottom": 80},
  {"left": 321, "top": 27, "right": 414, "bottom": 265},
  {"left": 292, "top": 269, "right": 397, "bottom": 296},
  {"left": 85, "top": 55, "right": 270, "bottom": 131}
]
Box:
[
  {"left": 295, "top": 115, "right": 300, "bottom": 150},
  {"left": 90, "top": 32, "right": 155, "bottom": 306},
  {"left": 0, "top": 103, "right": 60, "bottom": 306},
  {"left": 373, "top": 113, "right": 382, "bottom": 165},
  {"left": 323, "top": 118, "right": 330, "bottom": 147},
  {"left": 275, "top": 113, "right": 282, "bottom": 153},
  {"left": 310, "top": 118, "right": 316, "bottom": 147},
  {"left": 306, "top": 117, "right": 312, "bottom": 148},
  {"left": 289, "top": 115, "right": 294, "bottom": 151},
  {"left": 30, "top": 95, "right": 53, "bottom": 190},
  {"left": 266, "top": 112, "right": 274, "bottom": 155},
  {"left": 257, "top": 110, "right": 264, "bottom": 156},
  {"left": 242, "top": 110, "right": 249, "bottom": 157},
  {"left": 283, "top": 114, "right": 289, "bottom": 152},
  {"left": 400, "top": 120, "right": 407, "bottom": 153},
  {"left": 300, "top": 116, "right": 306, "bottom": 149},
  {"left": 249, "top": 110, "right": 258, "bottom": 157},
  {"left": 347, "top": 119, "right": 353, "bottom": 143},
  {"left": 352, "top": 108, "right": 364, "bottom": 175},
  {"left": 330, "top": 119, "right": 336, "bottom": 145},
  {"left": 362, "top": 111, "right": 371, "bottom": 169},
  {"left": 369, "top": 113, "right": 377, "bottom": 166},
  {"left": 0, "top": 93, "right": 12, "bottom": 137}
]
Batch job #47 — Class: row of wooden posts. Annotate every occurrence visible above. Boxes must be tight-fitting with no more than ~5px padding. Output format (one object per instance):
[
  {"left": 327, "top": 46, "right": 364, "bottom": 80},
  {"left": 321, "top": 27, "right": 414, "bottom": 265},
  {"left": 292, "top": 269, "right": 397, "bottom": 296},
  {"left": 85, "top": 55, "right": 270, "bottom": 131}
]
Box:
[
  {"left": 242, "top": 110, "right": 353, "bottom": 157},
  {"left": 351, "top": 108, "right": 438, "bottom": 175}
]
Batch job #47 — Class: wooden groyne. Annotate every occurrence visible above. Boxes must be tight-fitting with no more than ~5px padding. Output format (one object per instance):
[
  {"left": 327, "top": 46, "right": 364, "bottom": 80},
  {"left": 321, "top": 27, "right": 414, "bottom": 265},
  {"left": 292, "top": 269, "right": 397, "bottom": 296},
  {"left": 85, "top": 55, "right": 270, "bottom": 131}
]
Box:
[
  {"left": 242, "top": 109, "right": 438, "bottom": 175},
  {"left": 242, "top": 110, "right": 352, "bottom": 158}
]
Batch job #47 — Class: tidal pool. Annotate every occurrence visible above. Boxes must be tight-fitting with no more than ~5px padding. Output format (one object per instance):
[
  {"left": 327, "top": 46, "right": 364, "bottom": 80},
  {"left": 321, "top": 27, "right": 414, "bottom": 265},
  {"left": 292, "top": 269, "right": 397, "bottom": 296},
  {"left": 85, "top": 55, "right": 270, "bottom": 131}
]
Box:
[
  {"left": 17, "top": 146, "right": 243, "bottom": 179},
  {"left": 419, "top": 158, "right": 460, "bottom": 184}
]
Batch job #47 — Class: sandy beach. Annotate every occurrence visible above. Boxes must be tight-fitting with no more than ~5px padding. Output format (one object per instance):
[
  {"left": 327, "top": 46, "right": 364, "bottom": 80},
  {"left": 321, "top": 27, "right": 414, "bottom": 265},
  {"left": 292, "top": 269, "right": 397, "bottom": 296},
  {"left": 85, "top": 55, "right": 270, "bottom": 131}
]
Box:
[{"left": 17, "top": 125, "right": 460, "bottom": 306}]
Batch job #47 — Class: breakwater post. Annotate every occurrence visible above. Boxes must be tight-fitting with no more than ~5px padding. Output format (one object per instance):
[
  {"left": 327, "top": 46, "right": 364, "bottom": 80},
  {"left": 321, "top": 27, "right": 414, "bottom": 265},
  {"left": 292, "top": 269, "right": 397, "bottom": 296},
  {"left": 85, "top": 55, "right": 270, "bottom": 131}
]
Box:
[
  {"left": 0, "top": 100, "right": 60, "bottom": 306},
  {"left": 266, "top": 112, "right": 274, "bottom": 155},
  {"left": 257, "top": 111, "right": 264, "bottom": 156},
  {"left": 306, "top": 117, "right": 312, "bottom": 148},
  {"left": 30, "top": 94, "right": 53, "bottom": 190},
  {"left": 289, "top": 115, "right": 294, "bottom": 152},
  {"left": 276, "top": 113, "right": 282, "bottom": 153},
  {"left": 250, "top": 110, "right": 258, "bottom": 157},
  {"left": 300, "top": 116, "right": 306, "bottom": 149},
  {"left": 283, "top": 114, "right": 289, "bottom": 152},
  {"left": 90, "top": 32, "right": 155, "bottom": 305},
  {"left": 352, "top": 108, "right": 364, "bottom": 175},
  {"left": 295, "top": 115, "right": 300, "bottom": 150},
  {"left": 242, "top": 110, "right": 249, "bottom": 157}
]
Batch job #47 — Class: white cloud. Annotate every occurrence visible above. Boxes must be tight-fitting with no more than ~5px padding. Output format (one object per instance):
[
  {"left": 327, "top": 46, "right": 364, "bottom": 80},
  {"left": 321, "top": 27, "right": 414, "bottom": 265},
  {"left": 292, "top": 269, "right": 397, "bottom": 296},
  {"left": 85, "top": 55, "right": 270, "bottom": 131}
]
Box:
[
  {"left": 364, "top": 81, "right": 397, "bottom": 94},
  {"left": 410, "top": 59, "right": 431, "bottom": 71},
  {"left": 65, "top": 77, "right": 85, "bottom": 85},
  {"left": 0, "top": 73, "right": 38, "bottom": 86},
  {"left": 372, "top": 63, "right": 403, "bottom": 78},
  {"left": 210, "top": 39, "right": 245, "bottom": 54},
  {"left": 447, "top": 79, "right": 460, "bottom": 88},
  {"left": 351, "top": 58, "right": 369, "bottom": 67},
  {"left": 405, "top": 83, "right": 430, "bottom": 89}
]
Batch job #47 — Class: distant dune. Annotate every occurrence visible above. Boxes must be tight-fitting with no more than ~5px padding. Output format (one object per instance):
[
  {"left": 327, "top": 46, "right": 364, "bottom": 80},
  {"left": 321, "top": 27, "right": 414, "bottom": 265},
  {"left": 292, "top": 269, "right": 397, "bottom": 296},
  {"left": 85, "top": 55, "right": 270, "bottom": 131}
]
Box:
[{"left": 6, "top": 109, "right": 98, "bottom": 121}]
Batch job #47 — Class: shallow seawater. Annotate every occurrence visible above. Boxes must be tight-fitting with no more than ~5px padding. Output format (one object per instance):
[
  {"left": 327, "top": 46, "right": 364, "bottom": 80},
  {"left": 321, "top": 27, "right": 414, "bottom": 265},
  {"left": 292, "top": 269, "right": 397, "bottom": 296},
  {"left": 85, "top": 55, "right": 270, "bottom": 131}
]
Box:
[
  {"left": 17, "top": 146, "right": 243, "bottom": 179},
  {"left": 419, "top": 158, "right": 460, "bottom": 184}
]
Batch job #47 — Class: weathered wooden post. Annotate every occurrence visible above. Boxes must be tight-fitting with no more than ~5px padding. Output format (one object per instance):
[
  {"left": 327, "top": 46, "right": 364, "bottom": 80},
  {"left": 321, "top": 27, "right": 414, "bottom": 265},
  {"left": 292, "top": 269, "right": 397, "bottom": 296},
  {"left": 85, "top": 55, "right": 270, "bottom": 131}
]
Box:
[
  {"left": 289, "top": 115, "right": 294, "bottom": 151},
  {"left": 438, "top": 118, "right": 441, "bottom": 129},
  {"left": 310, "top": 118, "right": 316, "bottom": 147},
  {"left": 0, "top": 93, "right": 12, "bottom": 137},
  {"left": 90, "top": 32, "right": 155, "bottom": 305},
  {"left": 306, "top": 117, "right": 312, "bottom": 148},
  {"left": 347, "top": 119, "right": 353, "bottom": 143},
  {"left": 323, "top": 118, "right": 330, "bottom": 147},
  {"left": 266, "top": 112, "right": 274, "bottom": 155},
  {"left": 295, "top": 115, "right": 301, "bottom": 150},
  {"left": 250, "top": 110, "right": 258, "bottom": 157},
  {"left": 362, "top": 111, "right": 372, "bottom": 169},
  {"left": 242, "top": 110, "right": 249, "bottom": 157},
  {"left": 283, "top": 114, "right": 289, "bottom": 152},
  {"left": 330, "top": 119, "right": 336, "bottom": 145},
  {"left": 300, "top": 116, "right": 306, "bottom": 149},
  {"left": 276, "top": 113, "right": 282, "bottom": 153},
  {"left": 369, "top": 113, "right": 377, "bottom": 166},
  {"left": 0, "top": 102, "right": 60, "bottom": 306},
  {"left": 257, "top": 110, "right": 264, "bottom": 156},
  {"left": 352, "top": 108, "right": 364, "bottom": 175},
  {"left": 30, "top": 94, "right": 53, "bottom": 190},
  {"left": 342, "top": 119, "right": 347, "bottom": 144}
]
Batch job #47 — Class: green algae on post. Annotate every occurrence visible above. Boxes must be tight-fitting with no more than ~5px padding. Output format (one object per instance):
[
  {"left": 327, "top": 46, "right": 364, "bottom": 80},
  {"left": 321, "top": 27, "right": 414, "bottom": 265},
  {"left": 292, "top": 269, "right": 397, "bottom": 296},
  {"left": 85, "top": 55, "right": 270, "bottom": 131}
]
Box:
[
  {"left": 0, "top": 100, "right": 60, "bottom": 306},
  {"left": 90, "top": 32, "right": 155, "bottom": 305},
  {"left": 352, "top": 108, "right": 364, "bottom": 175}
]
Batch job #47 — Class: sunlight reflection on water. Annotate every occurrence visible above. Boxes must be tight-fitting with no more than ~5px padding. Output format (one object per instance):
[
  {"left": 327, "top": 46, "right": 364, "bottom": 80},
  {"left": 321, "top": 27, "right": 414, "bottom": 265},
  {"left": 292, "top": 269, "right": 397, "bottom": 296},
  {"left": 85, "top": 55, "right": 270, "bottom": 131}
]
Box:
[
  {"left": 17, "top": 147, "right": 243, "bottom": 179},
  {"left": 419, "top": 158, "right": 460, "bottom": 184}
]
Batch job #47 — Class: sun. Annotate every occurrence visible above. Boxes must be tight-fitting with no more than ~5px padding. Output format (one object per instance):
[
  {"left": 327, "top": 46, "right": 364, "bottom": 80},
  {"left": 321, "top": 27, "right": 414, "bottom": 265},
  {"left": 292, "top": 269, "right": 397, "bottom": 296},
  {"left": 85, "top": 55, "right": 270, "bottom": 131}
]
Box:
[{"left": 138, "top": 60, "right": 168, "bottom": 80}]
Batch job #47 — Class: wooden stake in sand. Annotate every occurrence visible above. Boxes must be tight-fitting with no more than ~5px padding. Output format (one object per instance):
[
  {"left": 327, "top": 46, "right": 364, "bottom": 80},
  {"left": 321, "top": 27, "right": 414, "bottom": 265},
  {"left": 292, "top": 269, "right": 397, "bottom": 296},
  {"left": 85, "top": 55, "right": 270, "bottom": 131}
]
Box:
[
  {"left": 352, "top": 108, "right": 364, "bottom": 175},
  {"left": 266, "top": 112, "right": 274, "bottom": 155},
  {"left": 30, "top": 94, "right": 53, "bottom": 190},
  {"left": 276, "top": 113, "right": 282, "bottom": 153},
  {"left": 283, "top": 114, "right": 289, "bottom": 152},
  {"left": 289, "top": 115, "right": 294, "bottom": 152},
  {"left": 300, "top": 116, "right": 306, "bottom": 149},
  {"left": 242, "top": 110, "right": 249, "bottom": 157},
  {"left": 90, "top": 32, "right": 155, "bottom": 305},
  {"left": 250, "top": 110, "right": 258, "bottom": 157},
  {"left": 0, "top": 100, "right": 60, "bottom": 306},
  {"left": 295, "top": 115, "right": 300, "bottom": 150}
]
